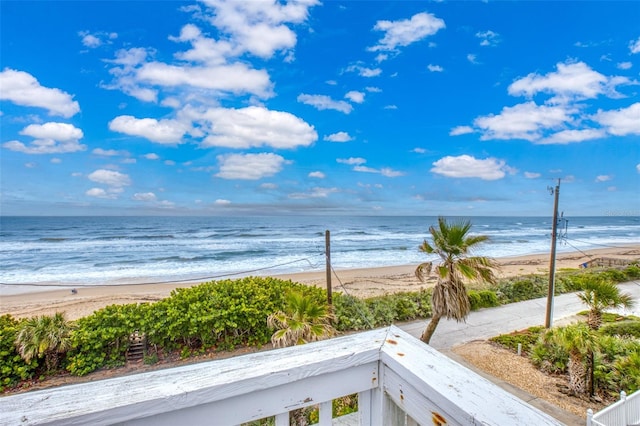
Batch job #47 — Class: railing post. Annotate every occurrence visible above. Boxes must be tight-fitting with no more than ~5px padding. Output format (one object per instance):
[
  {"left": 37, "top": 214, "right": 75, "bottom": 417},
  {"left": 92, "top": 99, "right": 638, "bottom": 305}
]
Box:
[
  {"left": 319, "top": 401, "right": 332, "bottom": 425},
  {"left": 586, "top": 408, "right": 593, "bottom": 426},
  {"left": 621, "top": 390, "right": 627, "bottom": 426},
  {"left": 275, "top": 412, "right": 288, "bottom": 426}
]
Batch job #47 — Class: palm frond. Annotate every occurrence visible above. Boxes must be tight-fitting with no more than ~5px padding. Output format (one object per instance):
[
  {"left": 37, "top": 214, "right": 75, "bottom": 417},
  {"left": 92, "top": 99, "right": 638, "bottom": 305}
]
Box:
[{"left": 415, "top": 262, "right": 433, "bottom": 282}]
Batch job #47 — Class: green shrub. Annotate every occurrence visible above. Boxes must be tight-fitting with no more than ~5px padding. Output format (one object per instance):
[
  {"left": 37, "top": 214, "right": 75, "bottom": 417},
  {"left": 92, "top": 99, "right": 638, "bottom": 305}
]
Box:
[
  {"left": 623, "top": 264, "right": 640, "bottom": 279},
  {"left": 333, "top": 294, "right": 374, "bottom": 331},
  {"left": 333, "top": 290, "right": 431, "bottom": 330},
  {"left": 468, "top": 290, "right": 500, "bottom": 310},
  {"left": 595, "top": 335, "right": 640, "bottom": 395},
  {"left": 67, "top": 303, "right": 148, "bottom": 376},
  {"left": 390, "top": 293, "right": 420, "bottom": 322},
  {"left": 145, "top": 277, "right": 323, "bottom": 351},
  {"left": 529, "top": 328, "right": 569, "bottom": 374},
  {"left": 0, "top": 315, "right": 39, "bottom": 391},
  {"left": 365, "top": 297, "right": 396, "bottom": 327},
  {"left": 610, "top": 350, "right": 640, "bottom": 394},
  {"left": 494, "top": 275, "right": 548, "bottom": 303},
  {"left": 490, "top": 326, "right": 544, "bottom": 354},
  {"left": 600, "top": 320, "right": 640, "bottom": 338}
]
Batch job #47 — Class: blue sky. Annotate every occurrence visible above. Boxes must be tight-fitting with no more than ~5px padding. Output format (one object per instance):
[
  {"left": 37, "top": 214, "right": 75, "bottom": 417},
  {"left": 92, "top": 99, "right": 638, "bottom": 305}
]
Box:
[{"left": 1, "top": 1, "right": 639, "bottom": 217}]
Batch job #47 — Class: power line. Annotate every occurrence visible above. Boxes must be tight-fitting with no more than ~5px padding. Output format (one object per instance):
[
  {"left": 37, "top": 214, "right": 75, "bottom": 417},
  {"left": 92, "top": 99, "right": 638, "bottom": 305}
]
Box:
[
  {"left": 329, "top": 264, "right": 374, "bottom": 329},
  {"left": 566, "top": 237, "right": 638, "bottom": 250}
]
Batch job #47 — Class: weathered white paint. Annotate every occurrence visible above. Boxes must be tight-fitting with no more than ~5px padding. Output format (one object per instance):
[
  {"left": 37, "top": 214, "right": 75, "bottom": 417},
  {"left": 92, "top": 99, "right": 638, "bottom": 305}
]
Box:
[
  {"left": 0, "top": 326, "right": 563, "bottom": 426},
  {"left": 379, "top": 328, "right": 563, "bottom": 425}
]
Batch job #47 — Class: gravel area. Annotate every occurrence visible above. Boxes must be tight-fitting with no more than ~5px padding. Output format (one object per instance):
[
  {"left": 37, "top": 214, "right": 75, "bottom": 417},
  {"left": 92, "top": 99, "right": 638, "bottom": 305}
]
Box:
[{"left": 452, "top": 340, "right": 610, "bottom": 420}]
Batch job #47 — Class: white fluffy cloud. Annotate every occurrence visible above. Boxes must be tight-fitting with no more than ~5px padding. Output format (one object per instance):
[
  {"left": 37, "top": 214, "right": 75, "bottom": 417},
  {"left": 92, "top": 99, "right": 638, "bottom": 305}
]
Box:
[
  {"left": 109, "top": 115, "right": 189, "bottom": 144},
  {"left": 508, "top": 61, "right": 628, "bottom": 103},
  {"left": 86, "top": 188, "right": 114, "bottom": 199},
  {"left": 427, "top": 64, "right": 443, "bottom": 72},
  {"left": 449, "top": 126, "right": 473, "bottom": 136},
  {"left": 308, "top": 171, "right": 325, "bottom": 179},
  {"left": 20, "top": 122, "right": 83, "bottom": 141},
  {"left": 78, "top": 30, "right": 117, "bottom": 48},
  {"left": 188, "top": 106, "right": 317, "bottom": 149},
  {"left": 345, "top": 64, "right": 382, "bottom": 77},
  {"left": 538, "top": 129, "right": 606, "bottom": 145},
  {"left": 345, "top": 91, "right": 365, "bottom": 103},
  {"left": 200, "top": 0, "right": 319, "bottom": 59},
  {"left": 103, "top": 0, "right": 318, "bottom": 104},
  {"left": 133, "top": 192, "right": 157, "bottom": 201},
  {"left": 338, "top": 157, "right": 403, "bottom": 177},
  {"left": 595, "top": 175, "right": 612, "bottom": 182},
  {"left": 337, "top": 157, "right": 366, "bottom": 165},
  {"left": 431, "top": 155, "right": 511, "bottom": 180},
  {"left": 592, "top": 103, "right": 640, "bottom": 136},
  {"left": 3, "top": 122, "right": 86, "bottom": 154},
  {"left": 93, "top": 148, "right": 126, "bottom": 157},
  {"left": 297, "top": 94, "right": 353, "bottom": 114},
  {"left": 524, "top": 172, "right": 541, "bottom": 179},
  {"left": 476, "top": 30, "right": 500, "bottom": 46},
  {"left": 324, "top": 132, "right": 353, "bottom": 142},
  {"left": 289, "top": 187, "right": 338, "bottom": 199},
  {"left": 136, "top": 62, "right": 273, "bottom": 99},
  {"left": 629, "top": 36, "right": 640, "bottom": 54},
  {"left": 216, "top": 152, "right": 287, "bottom": 180},
  {"left": 0, "top": 68, "right": 80, "bottom": 117},
  {"left": 369, "top": 12, "right": 445, "bottom": 52},
  {"left": 88, "top": 169, "right": 131, "bottom": 187},
  {"left": 474, "top": 102, "right": 570, "bottom": 141}
]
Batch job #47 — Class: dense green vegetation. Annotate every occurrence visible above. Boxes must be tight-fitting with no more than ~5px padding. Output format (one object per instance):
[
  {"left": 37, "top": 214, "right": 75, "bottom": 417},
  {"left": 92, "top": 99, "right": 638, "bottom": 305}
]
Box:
[
  {"left": 1, "top": 264, "right": 638, "bottom": 393},
  {"left": 492, "top": 315, "right": 640, "bottom": 397}
]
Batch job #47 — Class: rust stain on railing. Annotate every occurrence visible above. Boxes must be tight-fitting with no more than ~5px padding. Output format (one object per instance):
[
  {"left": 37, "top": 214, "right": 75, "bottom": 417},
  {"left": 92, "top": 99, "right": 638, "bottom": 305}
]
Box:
[{"left": 432, "top": 411, "right": 447, "bottom": 425}]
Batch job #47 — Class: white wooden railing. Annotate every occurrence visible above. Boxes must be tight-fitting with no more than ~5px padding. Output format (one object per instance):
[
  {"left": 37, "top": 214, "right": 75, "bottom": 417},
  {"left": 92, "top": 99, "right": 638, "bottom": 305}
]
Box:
[
  {"left": 588, "top": 390, "right": 640, "bottom": 426},
  {"left": 0, "top": 326, "right": 563, "bottom": 426}
]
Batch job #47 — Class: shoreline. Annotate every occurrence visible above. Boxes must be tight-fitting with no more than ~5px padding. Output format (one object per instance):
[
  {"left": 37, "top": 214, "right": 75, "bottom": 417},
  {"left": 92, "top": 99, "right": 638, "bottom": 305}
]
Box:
[{"left": 1, "top": 245, "right": 638, "bottom": 321}]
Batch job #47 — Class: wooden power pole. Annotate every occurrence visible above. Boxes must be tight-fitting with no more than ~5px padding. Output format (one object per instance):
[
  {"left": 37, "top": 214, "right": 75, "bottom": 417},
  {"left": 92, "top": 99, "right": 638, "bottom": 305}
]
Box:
[
  {"left": 325, "top": 230, "right": 332, "bottom": 306},
  {"left": 545, "top": 179, "right": 561, "bottom": 328}
]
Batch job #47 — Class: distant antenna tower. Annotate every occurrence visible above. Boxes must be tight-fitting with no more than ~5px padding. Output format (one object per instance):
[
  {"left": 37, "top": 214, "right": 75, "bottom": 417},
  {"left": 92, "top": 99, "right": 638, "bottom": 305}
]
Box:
[{"left": 545, "top": 178, "right": 561, "bottom": 328}]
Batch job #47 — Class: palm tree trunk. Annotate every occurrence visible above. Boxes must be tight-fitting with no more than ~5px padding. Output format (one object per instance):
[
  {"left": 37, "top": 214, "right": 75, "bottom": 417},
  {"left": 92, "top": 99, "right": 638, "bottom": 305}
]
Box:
[
  {"left": 421, "top": 314, "right": 441, "bottom": 344},
  {"left": 568, "top": 352, "right": 587, "bottom": 395},
  {"left": 587, "top": 310, "right": 602, "bottom": 330}
]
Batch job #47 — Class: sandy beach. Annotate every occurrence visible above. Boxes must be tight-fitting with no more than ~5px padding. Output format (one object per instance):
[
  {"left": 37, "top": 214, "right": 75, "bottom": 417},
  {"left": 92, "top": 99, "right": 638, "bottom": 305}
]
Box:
[{"left": 1, "top": 246, "right": 638, "bottom": 321}]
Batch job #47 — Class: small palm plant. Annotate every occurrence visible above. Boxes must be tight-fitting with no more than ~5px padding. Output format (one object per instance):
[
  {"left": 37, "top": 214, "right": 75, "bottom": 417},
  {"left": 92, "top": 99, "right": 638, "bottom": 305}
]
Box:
[
  {"left": 549, "top": 323, "right": 597, "bottom": 396},
  {"left": 577, "top": 278, "right": 635, "bottom": 330},
  {"left": 267, "top": 292, "right": 335, "bottom": 348},
  {"left": 415, "top": 217, "right": 498, "bottom": 344},
  {"left": 15, "top": 312, "right": 74, "bottom": 372}
]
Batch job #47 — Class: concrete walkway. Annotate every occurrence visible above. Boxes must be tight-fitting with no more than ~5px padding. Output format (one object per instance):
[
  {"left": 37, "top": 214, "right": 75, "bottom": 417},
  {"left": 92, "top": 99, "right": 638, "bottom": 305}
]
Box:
[{"left": 398, "top": 280, "right": 640, "bottom": 425}]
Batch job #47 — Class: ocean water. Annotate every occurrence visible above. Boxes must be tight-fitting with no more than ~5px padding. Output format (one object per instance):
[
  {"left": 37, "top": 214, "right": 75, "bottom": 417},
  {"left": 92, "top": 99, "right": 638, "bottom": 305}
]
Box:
[{"left": 1, "top": 215, "right": 638, "bottom": 295}]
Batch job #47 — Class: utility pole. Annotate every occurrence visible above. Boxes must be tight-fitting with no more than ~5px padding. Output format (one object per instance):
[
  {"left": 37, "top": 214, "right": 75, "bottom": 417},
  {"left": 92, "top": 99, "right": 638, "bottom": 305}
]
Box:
[
  {"left": 545, "top": 179, "right": 561, "bottom": 328},
  {"left": 325, "top": 230, "right": 332, "bottom": 306}
]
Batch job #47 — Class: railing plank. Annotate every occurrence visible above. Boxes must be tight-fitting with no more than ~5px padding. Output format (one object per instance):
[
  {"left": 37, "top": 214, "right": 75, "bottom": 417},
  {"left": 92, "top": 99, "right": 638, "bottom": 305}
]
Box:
[
  {"left": 0, "top": 326, "right": 568, "bottom": 426},
  {"left": 0, "top": 330, "right": 385, "bottom": 426},
  {"left": 379, "top": 326, "right": 564, "bottom": 426}
]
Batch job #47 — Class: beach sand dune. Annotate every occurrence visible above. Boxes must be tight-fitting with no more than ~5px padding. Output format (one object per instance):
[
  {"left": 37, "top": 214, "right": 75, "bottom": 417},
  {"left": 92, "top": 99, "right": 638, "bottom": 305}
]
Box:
[{"left": 1, "top": 246, "right": 638, "bottom": 321}]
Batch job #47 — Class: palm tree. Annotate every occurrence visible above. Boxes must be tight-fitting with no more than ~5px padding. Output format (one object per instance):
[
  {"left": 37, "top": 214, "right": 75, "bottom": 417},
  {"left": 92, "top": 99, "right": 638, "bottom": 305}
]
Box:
[
  {"left": 415, "top": 217, "right": 498, "bottom": 344},
  {"left": 15, "top": 312, "right": 73, "bottom": 371},
  {"left": 577, "top": 278, "right": 635, "bottom": 330},
  {"left": 267, "top": 292, "right": 335, "bottom": 348},
  {"left": 549, "top": 323, "right": 597, "bottom": 396}
]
